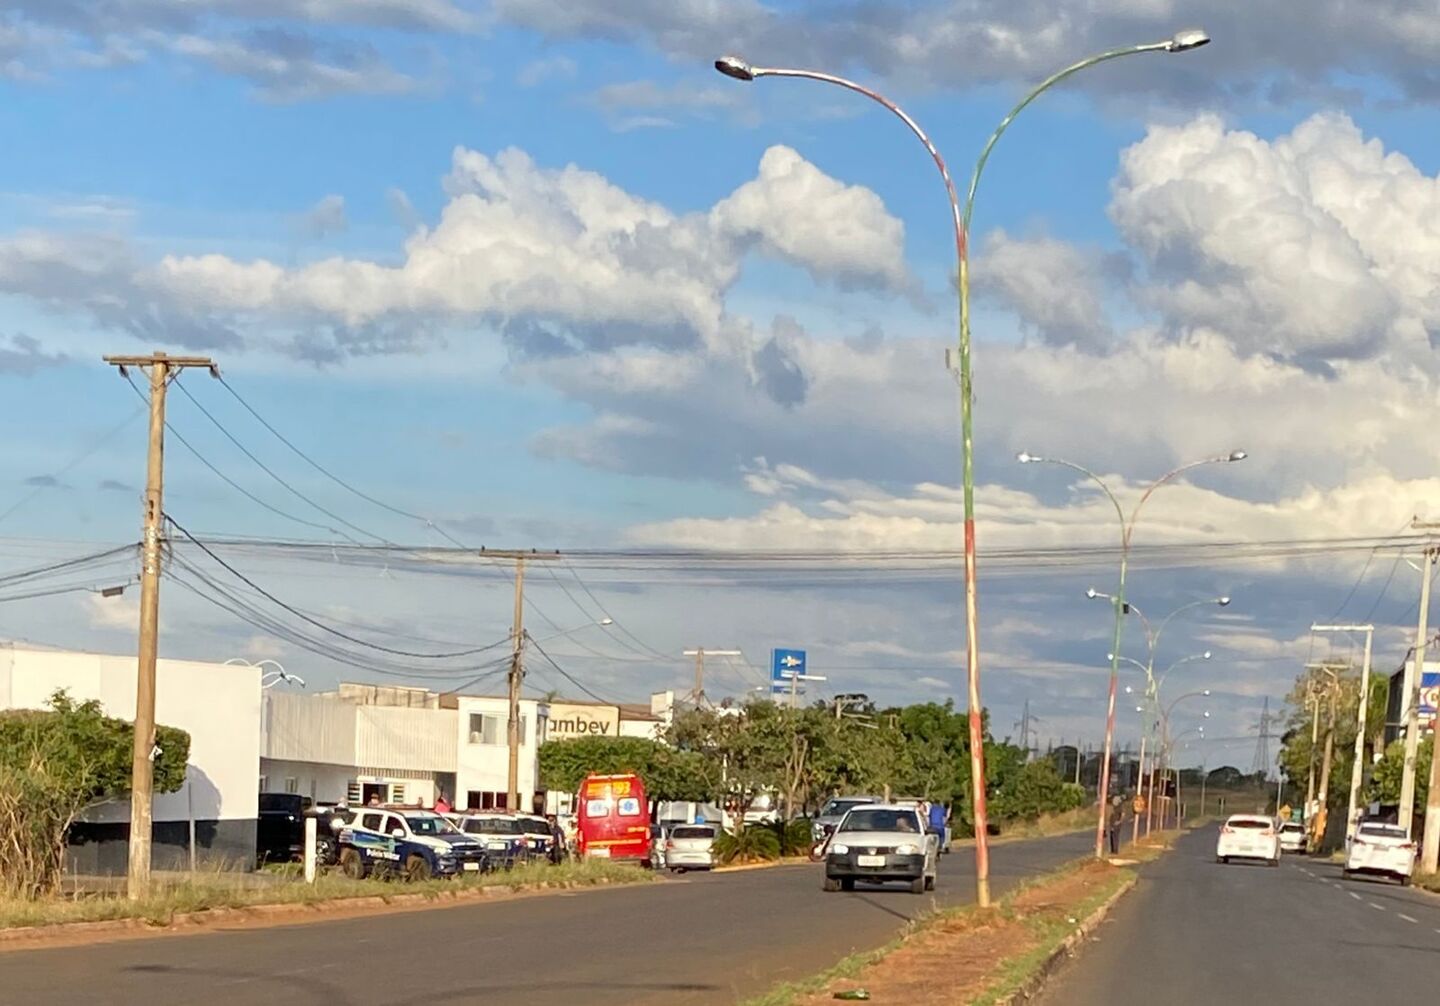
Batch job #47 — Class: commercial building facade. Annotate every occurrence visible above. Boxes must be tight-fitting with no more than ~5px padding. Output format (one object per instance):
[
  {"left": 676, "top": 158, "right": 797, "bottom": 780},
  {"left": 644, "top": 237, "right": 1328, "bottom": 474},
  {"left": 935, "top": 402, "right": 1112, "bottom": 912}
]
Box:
[{"left": 0, "top": 643, "right": 261, "bottom": 874}]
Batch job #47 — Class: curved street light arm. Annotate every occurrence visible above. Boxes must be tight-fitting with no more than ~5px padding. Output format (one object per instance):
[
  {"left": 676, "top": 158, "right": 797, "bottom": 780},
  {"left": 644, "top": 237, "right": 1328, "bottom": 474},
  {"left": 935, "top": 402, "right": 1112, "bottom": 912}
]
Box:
[{"left": 1157, "top": 651, "right": 1212, "bottom": 692}]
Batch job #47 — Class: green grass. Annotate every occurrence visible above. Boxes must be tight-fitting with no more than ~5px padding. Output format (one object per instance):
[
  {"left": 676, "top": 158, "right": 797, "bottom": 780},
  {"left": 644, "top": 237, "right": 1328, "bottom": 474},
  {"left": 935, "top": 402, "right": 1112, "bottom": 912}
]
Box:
[{"left": 0, "top": 859, "right": 654, "bottom": 931}]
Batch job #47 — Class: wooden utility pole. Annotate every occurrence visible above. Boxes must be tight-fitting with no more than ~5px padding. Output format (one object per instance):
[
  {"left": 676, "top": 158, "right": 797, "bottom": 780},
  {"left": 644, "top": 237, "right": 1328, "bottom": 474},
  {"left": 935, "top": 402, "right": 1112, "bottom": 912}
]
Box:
[
  {"left": 681, "top": 648, "right": 740, "bottom": 706},
  {"left": 103, "top": 352, "right": 217, "bottom": 900},
  {"left": 1311, "top": 624, "right": 1373, "bottom": 844},
  {"left": 481, "top": 549, "right": 559, "bottom": 813}
]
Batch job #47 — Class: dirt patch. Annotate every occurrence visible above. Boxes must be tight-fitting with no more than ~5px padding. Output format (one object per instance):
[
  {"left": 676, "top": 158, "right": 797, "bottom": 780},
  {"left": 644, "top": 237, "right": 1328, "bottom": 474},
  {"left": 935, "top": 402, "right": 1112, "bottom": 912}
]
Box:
[{"left": 800, "top": 861, "right": 1127, "bottom": 1005}]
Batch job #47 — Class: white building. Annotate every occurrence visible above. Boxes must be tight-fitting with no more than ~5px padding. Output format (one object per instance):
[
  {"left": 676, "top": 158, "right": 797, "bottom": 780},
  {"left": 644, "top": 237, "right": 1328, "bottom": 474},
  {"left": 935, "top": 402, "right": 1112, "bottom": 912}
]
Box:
[
  {"left": 261, "top": 684, "right": 550, "bottom": 814},
  {"left": 0, "top": 643, "right": 261, "bottom": 874}
]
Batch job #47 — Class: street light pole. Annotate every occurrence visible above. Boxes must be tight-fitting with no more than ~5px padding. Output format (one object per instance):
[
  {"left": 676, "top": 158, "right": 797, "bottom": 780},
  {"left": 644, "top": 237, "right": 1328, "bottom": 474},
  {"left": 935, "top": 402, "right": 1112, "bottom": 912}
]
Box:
[
  {"left": 1019, "top": 450, "right": 1242, "bottom": 859},
  {"left": 716, "top": 27, "right": 1211, "bottom": 902}
]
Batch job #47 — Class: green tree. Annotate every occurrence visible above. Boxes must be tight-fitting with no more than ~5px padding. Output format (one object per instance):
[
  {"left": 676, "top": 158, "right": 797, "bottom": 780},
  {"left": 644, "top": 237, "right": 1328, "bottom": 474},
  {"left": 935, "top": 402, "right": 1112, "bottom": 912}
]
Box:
[
  {"left": 0, "top": 691, "right": 190, "bottom": 898},
  {"left": 536, "top": 735, "right": 717, "bottom": 802},
  {"left": 1368, "top": 736, "right": 1432, "bottom": 809}
]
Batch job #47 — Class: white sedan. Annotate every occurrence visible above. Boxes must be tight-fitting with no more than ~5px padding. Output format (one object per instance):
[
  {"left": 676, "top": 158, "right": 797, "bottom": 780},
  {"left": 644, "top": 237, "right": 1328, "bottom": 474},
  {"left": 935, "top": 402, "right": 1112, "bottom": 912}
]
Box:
[
  {"left": 1344, "top": 822, "right": 1416, "bottom": 885},
  {"left": 1278, "top": 821, "right": 1306, "bottom": 854},
  {"left": 1215, "top": 814, "right": 1280, "bottom": 866}
]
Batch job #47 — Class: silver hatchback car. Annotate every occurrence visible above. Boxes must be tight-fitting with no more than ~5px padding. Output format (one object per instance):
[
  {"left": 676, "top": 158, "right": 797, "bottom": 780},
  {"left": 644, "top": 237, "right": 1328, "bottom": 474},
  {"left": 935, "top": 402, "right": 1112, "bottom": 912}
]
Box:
[
  {"left": 823, "top": 804, "right": 939, "bottom": 894},
  {"left": 664, "top": 824, "right": 717, "bottom": 872}
]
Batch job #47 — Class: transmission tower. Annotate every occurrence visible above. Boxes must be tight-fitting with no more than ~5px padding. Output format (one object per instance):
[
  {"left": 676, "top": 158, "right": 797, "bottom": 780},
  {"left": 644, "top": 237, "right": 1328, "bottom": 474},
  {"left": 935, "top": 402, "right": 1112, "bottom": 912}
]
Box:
[{"left": 1251, "top": 697, "right": 1273, "bottom": 777}]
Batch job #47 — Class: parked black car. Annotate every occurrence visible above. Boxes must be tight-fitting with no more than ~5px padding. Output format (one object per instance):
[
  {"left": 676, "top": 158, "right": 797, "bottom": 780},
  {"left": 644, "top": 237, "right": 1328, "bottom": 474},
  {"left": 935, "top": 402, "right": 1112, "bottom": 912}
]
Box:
[{"left": 256, "top": 794, "right": 351, "bottom": 867}]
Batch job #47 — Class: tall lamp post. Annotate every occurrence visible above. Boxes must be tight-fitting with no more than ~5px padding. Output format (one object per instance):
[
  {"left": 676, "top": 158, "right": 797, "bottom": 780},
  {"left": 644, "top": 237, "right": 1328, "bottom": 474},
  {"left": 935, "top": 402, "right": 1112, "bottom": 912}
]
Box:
[
  {"left": 1018, "top": 449, "right": 1244, "bottom": 858},
  {"left": 718, "top": 28, "right": 1212, "bottom": 904}
]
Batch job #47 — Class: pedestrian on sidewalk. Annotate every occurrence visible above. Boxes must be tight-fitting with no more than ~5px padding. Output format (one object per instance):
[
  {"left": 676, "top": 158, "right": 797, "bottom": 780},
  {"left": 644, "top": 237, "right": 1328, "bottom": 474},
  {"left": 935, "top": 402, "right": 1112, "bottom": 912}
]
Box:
[{"left": 1108, "top": 795, "right": 1124, "bottom": 854}]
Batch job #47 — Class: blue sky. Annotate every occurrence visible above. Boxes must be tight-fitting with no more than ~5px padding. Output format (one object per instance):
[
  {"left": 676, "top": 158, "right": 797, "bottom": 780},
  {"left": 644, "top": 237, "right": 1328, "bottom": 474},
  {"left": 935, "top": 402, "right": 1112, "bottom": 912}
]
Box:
[{"left": 4, "top": 2, "right": 1440, "bottom": 764}]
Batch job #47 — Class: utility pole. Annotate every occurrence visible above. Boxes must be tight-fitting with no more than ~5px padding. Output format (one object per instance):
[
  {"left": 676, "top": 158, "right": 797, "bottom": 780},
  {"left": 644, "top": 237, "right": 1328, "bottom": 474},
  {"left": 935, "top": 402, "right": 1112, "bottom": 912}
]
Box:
[
  {"left": 476, "top": 549, "right": 559, "bottom": 813},
  {"left": 1311, "top": 624, "right": 1373, "bottom": 845},
  {"left": 1402, "top": 528, "right": 1437, "bottom": 837},
  {"left": 1305, "top": 664, "right": 1342, "bottom": 849},
  {"left": 103, "top": 352, "right": 218, "bottom": 901},
  {"left": 1412, "top": 519, "right": 1440, "bottom": 867},
  {"left": 681, "top": 648, "right": 741, "bottom": 707}
]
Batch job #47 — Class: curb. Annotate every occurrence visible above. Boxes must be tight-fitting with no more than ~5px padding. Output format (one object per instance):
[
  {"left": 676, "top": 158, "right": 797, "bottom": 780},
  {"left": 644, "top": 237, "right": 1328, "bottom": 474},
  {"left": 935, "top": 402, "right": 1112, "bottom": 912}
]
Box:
[
  {"left": 994, "top": 871, "right": 1139, "bottom": 1005},
  {"left": 0, "top": 877, "right": 639, "bottom": 949},
  {"left": 711, "top": 857, "right": 812, "bottom": 874}
]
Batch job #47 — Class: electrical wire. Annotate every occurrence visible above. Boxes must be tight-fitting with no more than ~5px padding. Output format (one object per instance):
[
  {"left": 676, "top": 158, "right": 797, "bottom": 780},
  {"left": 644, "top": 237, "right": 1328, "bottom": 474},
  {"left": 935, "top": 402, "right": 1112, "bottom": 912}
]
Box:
[
  {"left": 216, "top": 374, "right": 471, "bottom": 550},
  {"left": 0, "top": 404, "right": 147, "bottom": 526},
  {"left": 0, "top": 544, "right": 138, "bottom": 589},
  {"left": 122, "top": 372, "right": 364, "bottom": 543},
  {"left": 525, "top": 633, "right": 615, "bottom": 705},
  {"left": 0, "top": 578, "right": 138, "bottom": 605},
  {"left": 172, "top": 377, "right": 391, "bottom": 545},
  {"left": 167, "top": 514, "right": 512, "bottom": 660}
]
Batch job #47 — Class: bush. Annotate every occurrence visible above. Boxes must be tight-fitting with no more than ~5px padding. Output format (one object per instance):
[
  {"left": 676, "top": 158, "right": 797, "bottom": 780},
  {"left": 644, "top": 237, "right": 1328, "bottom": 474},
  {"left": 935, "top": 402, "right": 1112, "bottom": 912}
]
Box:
[
  {"left": 0, "top": 691, "right": 190, "bottom": 899},
  {"left": 712, "top": 825, "right": 782, "bottom": 864},
  {"left": 760, "top": 817, "right": 814, "bottom": 857},
  {"left": 990, "top": 761, "right": 1086, "bottom": 823}
]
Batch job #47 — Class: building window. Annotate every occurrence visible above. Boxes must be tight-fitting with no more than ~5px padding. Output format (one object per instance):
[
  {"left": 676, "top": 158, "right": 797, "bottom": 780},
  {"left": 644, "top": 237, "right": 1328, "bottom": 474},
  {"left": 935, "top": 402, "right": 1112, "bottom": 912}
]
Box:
[
  {"left": 468, "top": 712, "right": 506, "bottom": 745},
  {"left": 258, "top": 776, "right": 268, "bottom": 793},
  {"left": 284, "top": 777, "right": 298, "bottom": 794}
]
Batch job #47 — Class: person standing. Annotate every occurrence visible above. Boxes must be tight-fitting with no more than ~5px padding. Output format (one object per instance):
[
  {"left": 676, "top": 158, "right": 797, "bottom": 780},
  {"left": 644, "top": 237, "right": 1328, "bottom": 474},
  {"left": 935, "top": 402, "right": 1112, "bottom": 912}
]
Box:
[
  {"left": 928, "top": 800, "right": 948, "bottom": 847},
  {"left": 435, "top": 792, "right": 452, "bottom": 815},
  {"left": 1107, "top": 795, "right": 1124, "bottom": 854}
]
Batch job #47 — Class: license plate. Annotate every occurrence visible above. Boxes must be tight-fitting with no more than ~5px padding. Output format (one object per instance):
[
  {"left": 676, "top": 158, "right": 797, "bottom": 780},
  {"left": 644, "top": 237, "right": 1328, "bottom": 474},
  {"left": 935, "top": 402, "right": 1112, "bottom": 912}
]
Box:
[
  {"left": 589, "top": 847, "right": 610, "bottom": 858},
  {"left": 857, "top": 854, "right": 886, "bottom": 867},
  {"left": 462, "top": 861, "right": 480, "bottom": 872}
]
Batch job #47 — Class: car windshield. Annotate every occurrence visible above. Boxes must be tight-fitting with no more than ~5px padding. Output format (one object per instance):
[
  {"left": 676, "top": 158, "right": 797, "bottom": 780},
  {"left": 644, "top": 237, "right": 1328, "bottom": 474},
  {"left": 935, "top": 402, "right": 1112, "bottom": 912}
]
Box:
[
  {"left": 1359, "top": 824, "right": 1408, "bottom": 839},
  {"left": 405, "top": 815, "right": 461, "bottom": 836},
  {"left": 1280, "top": 824, "right": 1303, "bottom": 833},
  {"left": 517, "top": 818, "right": 551, "bottom": 835},
  {"left": 822, "top": 799, "right": 873, "bottom": 818},
  {"left": 466, "top": 818, "right": 523, "bottom": 834},
  {"left": 839, "top": 809, "right": 919, "bottom": 833}
]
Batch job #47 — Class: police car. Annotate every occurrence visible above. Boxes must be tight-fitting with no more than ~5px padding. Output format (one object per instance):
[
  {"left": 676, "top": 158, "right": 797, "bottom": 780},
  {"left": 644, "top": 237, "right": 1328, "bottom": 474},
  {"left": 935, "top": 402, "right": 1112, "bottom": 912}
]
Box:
[
  {"left": 337, "top": 807, "right": 489, "bottom": 881},
  {"left": 451, "top": 813, "right": 534, "bottom": 869}
]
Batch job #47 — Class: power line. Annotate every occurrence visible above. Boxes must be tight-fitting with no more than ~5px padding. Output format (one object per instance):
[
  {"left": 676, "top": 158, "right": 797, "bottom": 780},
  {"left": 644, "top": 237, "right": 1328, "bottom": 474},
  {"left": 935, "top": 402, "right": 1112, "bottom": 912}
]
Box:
[
  {"left": 525, "top": 633, "right": 615, "bottom": 705},
  {"left": 215, "top": 374, "right": 471, "bottom": 550},
  {"left": 167, "top": 514, "right": 512, "bottom": 660},
  {"left": 172, "top": 377, "right": 391, "bottom": 545},
  {"left": 0, "top": 404, "right": 147, "bottom": 526},
  {"left": 123, "top": 372, "right": 363, "bottom": 543}
]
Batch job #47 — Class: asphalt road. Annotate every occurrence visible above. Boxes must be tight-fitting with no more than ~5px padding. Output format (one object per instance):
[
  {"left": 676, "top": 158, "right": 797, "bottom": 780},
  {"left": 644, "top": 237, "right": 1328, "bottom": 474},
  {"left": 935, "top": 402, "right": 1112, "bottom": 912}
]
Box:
[
  {"left": 1038, "top": 826, "right": 1440, "bottom": 1006},
  {"left": 0, "top": 829, "right": 1095, "bottom": 1006}
]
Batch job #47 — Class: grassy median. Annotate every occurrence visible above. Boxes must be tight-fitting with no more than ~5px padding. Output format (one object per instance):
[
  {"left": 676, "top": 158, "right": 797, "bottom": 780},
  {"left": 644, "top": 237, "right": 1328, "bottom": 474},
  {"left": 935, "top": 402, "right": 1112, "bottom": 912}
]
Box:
[
  {"left": 746, "top": 838, "right": 1176, "bottom": 1006},
  {"left": 0, "top": 859, "right": 655, "bottom": 931}
]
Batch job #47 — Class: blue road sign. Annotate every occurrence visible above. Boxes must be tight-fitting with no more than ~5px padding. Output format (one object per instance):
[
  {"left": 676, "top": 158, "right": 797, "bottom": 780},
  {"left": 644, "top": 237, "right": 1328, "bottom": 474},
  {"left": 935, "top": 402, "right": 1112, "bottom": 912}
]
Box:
[{"left": 771, "top": 648, "right": 807, "bottom": 681}]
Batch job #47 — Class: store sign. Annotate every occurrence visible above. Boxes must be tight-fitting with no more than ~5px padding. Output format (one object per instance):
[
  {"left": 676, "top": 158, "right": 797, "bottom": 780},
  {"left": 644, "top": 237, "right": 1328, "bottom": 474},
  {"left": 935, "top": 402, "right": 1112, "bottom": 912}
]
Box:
[{"left": 548, "top": 702, "right": 619, "bottom": 737}]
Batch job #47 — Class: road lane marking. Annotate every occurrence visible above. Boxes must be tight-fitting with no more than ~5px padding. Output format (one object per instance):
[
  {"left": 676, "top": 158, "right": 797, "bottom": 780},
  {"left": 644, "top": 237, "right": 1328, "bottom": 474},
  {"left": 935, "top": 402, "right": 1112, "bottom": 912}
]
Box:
[
  {"left": 1349, "top": 892, "right": 1362, "bottom": 900},
  {"left": 1369, "top": 903, "right": 1385, "bottom": 911},
  {"left": 1398, "top": 913, "right": 1418, "bottom": 923}
]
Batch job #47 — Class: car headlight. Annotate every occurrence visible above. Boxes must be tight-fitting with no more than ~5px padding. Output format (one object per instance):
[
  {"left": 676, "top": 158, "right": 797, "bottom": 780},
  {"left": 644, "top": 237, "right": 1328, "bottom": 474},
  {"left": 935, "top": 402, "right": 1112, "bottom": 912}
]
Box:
[
  {"left": 830, "top": 844, "right": 849, "bottom": 855},
  {"left": 895, "top": 844, "right": 920, "bottom": 856}
]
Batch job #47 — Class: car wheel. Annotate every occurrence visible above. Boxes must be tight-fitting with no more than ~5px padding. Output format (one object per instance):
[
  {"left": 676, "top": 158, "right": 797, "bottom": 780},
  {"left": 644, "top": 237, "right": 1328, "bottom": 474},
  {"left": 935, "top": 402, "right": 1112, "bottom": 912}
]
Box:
[
  {"left": 675, "top": 867, "right": 687, "bottom": 875},
  {"left": 1217, "top": 856, "right": 1228, "bottom": 864},
  {"left": 404, "top": 855, "right": 432, "bottom": 882},
  {"left": 840, "top": 878, "right": 856, "bottom": 892},
  {"left": 924, "top": 874, "right": 936, "bottom": 892},
  {"left": 910, "top": 876, "right": 927, "bottom": 895},
  {"left": 1342, "top": 869, "right": 1352, "bottom": 879},
  {"left": 823, "top": 877, "right": 841, "bottom": 892},
  {"left": 1400, "top": 875, "right": 1412, "bottom": 887},
  {"left": 1269, "top": 857, "right": 1280, "bottom": 868},
  {"left": 339, "top": 848, "right": 365, "bottom": 880}
]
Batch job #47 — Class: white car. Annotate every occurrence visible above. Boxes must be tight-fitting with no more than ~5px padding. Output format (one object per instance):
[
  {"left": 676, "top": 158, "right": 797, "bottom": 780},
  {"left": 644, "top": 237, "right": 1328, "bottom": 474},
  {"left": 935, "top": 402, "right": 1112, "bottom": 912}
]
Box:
[
  {"left": 663, "top": 824, "right": 718, "bottom": 872},
  {"left": 1278, "top": 821, "right": 1306, "bottom": 854},
  {"left": 1344, "top": 821, "right": 1416, "bottom": 885},
  {"left": 1215, "top": 814, "right": 1280, "bottom": 866}
]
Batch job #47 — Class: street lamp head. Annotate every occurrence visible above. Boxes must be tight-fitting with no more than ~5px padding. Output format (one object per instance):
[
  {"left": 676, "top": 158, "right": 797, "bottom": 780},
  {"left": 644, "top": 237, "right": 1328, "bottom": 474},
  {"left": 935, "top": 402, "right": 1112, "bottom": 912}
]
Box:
[
  {"left": 1202, "top": 651, "right": 1212, "bottom": 659},
  {"left": 714, "top": 55, "right": 757, "bottom": 81},
  {"left": 1203, "top": 710, "right": 1211, "bottom": 718},
  {"left": 1202, "top": 689, "right": 1212, "bottom": 696},
  {"left": 598, "top": 617, "right": 615, "bottom": 626},
  {"left": 1217, "top": 596, "right": 1231, "bottom": 607},
  {"left": 1106, "top": 652, "right": 1116, "bottom": 661},
  {"left": 1226, "top": 449, "right": 1247, "bottom": 462},
  {"left": 1166, "top": 28, "right": 1211, "bottom": 52},
  {"left": 1016, "top": 451, "right": 1041, "bottom": 464},
  {"left": 1136, "top": 705, "right": 1144, "bottom": 713},
  {"left": 1087, "top": 587, "right": 1100, "bottom": 600},
  {"left": 1125, "top": 685, "right": 1133, "bottom": 694}
]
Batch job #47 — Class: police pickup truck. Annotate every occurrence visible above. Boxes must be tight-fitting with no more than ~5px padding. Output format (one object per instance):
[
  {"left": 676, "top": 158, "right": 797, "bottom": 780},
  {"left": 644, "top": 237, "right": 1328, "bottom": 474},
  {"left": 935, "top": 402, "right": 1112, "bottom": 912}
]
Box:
[{"left": 337, "top": 807, "right": 489, "bottom": 881}]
